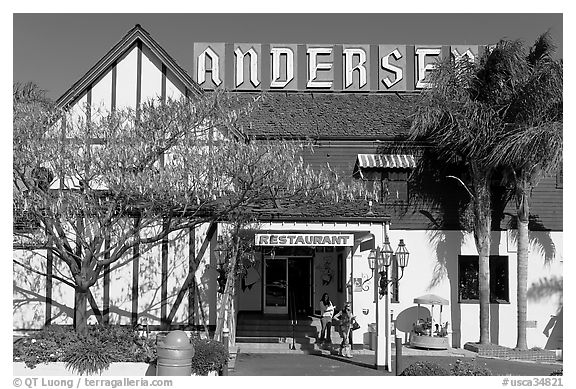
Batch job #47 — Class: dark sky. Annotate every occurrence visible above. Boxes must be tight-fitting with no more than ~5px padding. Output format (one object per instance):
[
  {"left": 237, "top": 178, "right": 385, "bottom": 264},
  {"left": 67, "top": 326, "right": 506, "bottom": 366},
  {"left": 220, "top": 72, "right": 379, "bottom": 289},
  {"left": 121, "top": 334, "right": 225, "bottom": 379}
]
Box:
[{"left": 13, "top": 13, "right": 563, "bottom": 100}]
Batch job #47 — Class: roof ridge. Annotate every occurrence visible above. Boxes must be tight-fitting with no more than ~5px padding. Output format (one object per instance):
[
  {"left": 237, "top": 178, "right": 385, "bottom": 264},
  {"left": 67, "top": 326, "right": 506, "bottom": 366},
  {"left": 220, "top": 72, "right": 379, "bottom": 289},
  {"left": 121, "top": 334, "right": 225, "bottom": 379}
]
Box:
[{"left": 56, "top": 24, "right": 202, "bottom": 109}]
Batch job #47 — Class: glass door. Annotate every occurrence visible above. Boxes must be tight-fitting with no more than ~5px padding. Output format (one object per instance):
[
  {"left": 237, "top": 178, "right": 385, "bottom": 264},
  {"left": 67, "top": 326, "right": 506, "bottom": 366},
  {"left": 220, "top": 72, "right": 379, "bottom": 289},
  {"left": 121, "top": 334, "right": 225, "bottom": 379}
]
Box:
[{"left": 264, "top": 257, "right": 288, "bottom": 314}]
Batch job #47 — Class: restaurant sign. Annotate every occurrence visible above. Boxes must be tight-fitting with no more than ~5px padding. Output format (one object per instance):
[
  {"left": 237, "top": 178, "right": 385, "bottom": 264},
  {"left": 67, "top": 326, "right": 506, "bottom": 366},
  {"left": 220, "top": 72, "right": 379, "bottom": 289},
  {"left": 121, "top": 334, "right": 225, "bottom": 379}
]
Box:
[
  {"left": 255, "top": 233, "right": 354, "bottom": 246},
  {"left": 193, "top": 43, "right": 482, "bottom": 92}
]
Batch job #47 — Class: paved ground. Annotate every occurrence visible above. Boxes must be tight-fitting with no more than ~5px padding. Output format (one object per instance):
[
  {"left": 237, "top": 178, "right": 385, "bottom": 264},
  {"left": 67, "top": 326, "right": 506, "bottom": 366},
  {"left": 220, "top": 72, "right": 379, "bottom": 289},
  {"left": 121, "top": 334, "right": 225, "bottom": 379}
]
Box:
[{"left": 230, "top": 352, "right": 563, "bottom": 376}]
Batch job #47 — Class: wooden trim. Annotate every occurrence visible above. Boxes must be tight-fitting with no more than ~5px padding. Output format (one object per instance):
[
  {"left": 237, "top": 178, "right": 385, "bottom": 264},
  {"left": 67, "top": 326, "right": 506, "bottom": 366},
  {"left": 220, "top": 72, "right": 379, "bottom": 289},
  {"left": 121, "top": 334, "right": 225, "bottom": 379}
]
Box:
[
  {"left": 86, "top": 86, "right": 92, "bottom": 124},
  {"left": 160, "top": 64, "right": 166, "bottom": 167},
  {"left": 161, "top": 63, "right": 167, "bottom": 104},
  {"left": 188, "top": 227, "right": 196, "bottom": 326},
  {"left": 111, "top": 62, "right": 117, "bottom": 111},
  {"left": 166, "top": 222, "right": 217, "bottom": 324},
  {"left": 87, "top": 292, "right": 103, "bottom": 321},
  {"left": 160, "top": 220, "right": 169, "bottom": 328},
  {"left": 103, "top": 237, "right": 110, "bottom": 325},
  {"left": 73, "top": 217, "right": 82, "bottom": 329},
  {"left": 136, "top": 41, "right": 142, "bottom": 115},
  {"left": 56, "top": 25, "right": 202, "bottom": 109},
  {"left": 131, "top": 217, "right": 140, "bottom": 326},
  {"left": 45, "top": 248, "right": 53, "bottom": 326}
]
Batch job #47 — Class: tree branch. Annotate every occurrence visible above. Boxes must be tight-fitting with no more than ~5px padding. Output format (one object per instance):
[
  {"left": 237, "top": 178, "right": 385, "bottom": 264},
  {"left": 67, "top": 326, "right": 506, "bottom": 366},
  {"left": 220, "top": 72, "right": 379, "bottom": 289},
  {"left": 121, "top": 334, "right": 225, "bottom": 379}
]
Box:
[{"left": 13, "top": 259, "right": 75, "bottom": 288}]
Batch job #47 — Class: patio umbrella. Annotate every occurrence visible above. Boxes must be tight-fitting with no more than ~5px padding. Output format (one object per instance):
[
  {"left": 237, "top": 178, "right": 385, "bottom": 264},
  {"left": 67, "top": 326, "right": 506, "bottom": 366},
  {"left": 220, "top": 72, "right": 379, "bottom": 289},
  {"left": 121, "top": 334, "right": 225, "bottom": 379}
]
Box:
[{"left": 413, "top": 294, "right": 449, "bottom": 334}]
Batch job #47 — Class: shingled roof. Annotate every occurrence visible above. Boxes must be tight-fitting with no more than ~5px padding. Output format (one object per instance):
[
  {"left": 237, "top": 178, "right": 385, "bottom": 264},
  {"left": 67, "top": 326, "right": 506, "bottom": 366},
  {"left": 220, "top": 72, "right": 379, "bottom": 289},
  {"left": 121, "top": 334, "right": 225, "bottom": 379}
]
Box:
[
  {"left": 232, "top": 92, "right": 420, "bottom": 140},
  {"left": 245, "top": 197, "right": 391, "bottom": 222}
]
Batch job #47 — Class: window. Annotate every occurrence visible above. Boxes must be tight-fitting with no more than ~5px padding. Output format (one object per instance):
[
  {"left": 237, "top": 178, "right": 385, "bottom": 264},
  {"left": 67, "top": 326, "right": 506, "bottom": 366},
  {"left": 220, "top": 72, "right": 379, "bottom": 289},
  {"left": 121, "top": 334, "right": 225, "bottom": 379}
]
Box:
[
  {"left": 381, "top": 171, "right": 409, "bottom": 204},
  {"left": 458, "top": 255, "right": 509, "bottom": 303},
  {"left": 353, "top": 154, "right": 414, "bottom": 205}
]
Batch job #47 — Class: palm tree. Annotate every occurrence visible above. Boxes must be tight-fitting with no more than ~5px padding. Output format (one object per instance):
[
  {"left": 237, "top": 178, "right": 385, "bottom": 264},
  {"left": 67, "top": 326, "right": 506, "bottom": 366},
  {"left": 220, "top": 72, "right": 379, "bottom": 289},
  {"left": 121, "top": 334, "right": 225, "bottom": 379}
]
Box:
[
  {"left": 486, "top": 33, "right": 562, "bottom": 350},
  {"left": 411, "top": 51, "right": 503, "bottom": 344},
  {"left": 412, "top": 33, "right": 562, "bottom": 347}
]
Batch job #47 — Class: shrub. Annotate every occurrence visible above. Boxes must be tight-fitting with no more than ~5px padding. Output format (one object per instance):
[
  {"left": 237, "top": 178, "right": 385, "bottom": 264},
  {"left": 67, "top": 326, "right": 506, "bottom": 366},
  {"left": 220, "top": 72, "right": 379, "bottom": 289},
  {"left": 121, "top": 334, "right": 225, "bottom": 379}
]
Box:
[
  {"left": 13, "top": 324, "right": 156, "bottom": 369},
  {"left": 190, "top": 338, "right": 229, "bottom": 376},
  {"left": 87, "top": 325, "right": 155, "bottom": 363},
  {"left": 399, "top": 361, "right": 450, "bottom": 376},
  {"left": 14, "top": 337, "right": 63, "bottom": 368},
  {"left": 550, "top": 369, "right": 563, "bottom": 376},
  {"left": 450, "top": 359, "right": 492, "bottom": 376},
  {"left": 61, "top": 337, "right": 114, "bottom": 376}
]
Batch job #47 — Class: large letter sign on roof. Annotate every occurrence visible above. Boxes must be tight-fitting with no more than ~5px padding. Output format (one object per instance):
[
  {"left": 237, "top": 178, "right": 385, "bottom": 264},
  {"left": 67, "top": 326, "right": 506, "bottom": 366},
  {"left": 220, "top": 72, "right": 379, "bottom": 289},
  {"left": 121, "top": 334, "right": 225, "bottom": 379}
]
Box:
[
  {"left": 235, "top": 46, "right": 260, "bottom": 88},
  {"left": 270, "top": 47, "right": 295, "bottom": 88},
  {"left": 197, "top": 46, "right": 222, "bottom": 87},
  {"left": 307, "top": 47, "right": 333, "bottom": 88},
  {"left": 344, "top": 48, "right": 368, "bottom": 89},
  {"left": 193, "top": 42, "right": 482, "bottom": 91},
  {"left": 415, "top": 47, "right": 442, "bottom": 89},
  {"left": 381, "top": 48, "right": 404, "bottom": 89}
]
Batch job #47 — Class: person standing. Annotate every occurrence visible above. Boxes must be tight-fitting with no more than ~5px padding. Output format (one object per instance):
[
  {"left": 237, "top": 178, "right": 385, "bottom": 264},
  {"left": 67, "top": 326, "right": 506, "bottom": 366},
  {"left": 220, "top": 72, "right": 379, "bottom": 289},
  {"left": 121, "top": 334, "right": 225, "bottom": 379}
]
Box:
[
  {"left": 333, "top": 303, "right": 355, "bottom": 358},
  {"left": 319, "top": 293, "right": 335, "bottom": 344}
]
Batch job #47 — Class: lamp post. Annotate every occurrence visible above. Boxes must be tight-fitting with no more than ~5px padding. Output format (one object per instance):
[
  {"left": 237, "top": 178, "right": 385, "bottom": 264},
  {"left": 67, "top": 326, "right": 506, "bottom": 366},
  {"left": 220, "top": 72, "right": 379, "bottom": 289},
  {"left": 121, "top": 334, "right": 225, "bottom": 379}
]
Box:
[{"left": 368, "top": 236, "right": 409, "bottom": 371}]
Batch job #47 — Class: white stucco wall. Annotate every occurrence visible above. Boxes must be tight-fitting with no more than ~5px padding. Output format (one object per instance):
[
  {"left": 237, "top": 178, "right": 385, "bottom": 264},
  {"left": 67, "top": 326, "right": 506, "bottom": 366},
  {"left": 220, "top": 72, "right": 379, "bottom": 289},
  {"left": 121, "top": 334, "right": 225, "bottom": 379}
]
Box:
[
  {"left": 166, "top": 69, "right": 184, "bottom": 101},
  {"left": 140, "top": 45, "right": 163, "bottom": 103},
  {"left": 194, "top": 223, "right": 217, "bottom": 326},
  {"left": 115, "top": 45, "right": 138, "bottom": 110},
  {"left": 350, "top": 229, "right": 563, "bottom": 350},
  {"left": 234, "top": 223, "right": 562, "bottom": 350},
  {"left": 90, "top": 69, "right": 113, "bottom": 124},
  {"left": 66, "top": 94, "right": 87, "bottom": 137},
  {"left": 13, "top": 250, "right": 48, "bottom": 329},
  {"left": 138, "top": 224, "right": 163, "bottom": 326},
  {"left": 13, "top": 221, "right": 218, "bottom": 330}
]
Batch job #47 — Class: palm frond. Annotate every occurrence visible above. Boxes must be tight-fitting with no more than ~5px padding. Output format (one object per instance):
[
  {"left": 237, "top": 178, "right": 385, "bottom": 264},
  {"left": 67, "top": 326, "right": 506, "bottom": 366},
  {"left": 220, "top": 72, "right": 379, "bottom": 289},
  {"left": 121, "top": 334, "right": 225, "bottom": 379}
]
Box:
[
  {"left": 527, "top": 31, "right": 555, "bottom": 65},
  {"left": 487, "top": 122, "right": 562, "bottom": 177}
]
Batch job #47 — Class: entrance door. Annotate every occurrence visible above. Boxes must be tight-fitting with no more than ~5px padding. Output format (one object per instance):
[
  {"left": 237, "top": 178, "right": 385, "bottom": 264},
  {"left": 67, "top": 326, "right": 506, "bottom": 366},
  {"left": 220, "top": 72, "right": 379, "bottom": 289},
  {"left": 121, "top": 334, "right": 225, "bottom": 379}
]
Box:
[
  {"left": 264, "top": 257, "right": 288, "bottom": 314},
  {"left": 288, "top": 258, "right": 312, "bottom": 315},
  {"left": 264, "top": 257, "right": 312, "bottom": 315}
]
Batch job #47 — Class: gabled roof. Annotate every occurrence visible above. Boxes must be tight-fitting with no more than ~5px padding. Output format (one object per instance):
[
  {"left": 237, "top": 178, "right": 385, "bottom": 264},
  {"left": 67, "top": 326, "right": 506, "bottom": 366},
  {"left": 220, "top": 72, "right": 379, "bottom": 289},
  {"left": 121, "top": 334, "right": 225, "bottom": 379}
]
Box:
[{"left": 56, "top": 24, "right": 203, "bottom": 109}]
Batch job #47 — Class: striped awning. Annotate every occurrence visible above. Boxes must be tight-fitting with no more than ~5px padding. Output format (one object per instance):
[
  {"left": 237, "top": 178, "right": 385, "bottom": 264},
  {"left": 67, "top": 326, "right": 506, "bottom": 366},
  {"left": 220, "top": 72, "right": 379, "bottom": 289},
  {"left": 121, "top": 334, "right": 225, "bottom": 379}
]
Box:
[{"left": 356, "top": 154, "right": 416, "bottom": 169}]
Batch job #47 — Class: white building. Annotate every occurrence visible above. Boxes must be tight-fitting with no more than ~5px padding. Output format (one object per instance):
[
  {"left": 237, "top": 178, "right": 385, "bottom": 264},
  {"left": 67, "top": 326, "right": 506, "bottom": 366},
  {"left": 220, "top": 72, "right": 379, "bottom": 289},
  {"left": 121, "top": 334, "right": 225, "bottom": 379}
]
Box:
[{"left": 14, "top": 25, "right": 563, "bottom": 358}]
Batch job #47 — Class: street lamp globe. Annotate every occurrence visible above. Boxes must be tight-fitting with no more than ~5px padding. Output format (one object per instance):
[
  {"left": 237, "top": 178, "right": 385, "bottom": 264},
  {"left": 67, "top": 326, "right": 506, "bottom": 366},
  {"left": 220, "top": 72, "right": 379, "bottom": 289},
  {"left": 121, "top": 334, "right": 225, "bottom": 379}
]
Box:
[
  {"left": 381, "top": 237, "right": 394, "bottom": 268},
  {"left": 395, "top": 239, "right": 410, "bottom": 268},
  {"left": 368, "top": 248, "right": 377, "bottom": 270}
]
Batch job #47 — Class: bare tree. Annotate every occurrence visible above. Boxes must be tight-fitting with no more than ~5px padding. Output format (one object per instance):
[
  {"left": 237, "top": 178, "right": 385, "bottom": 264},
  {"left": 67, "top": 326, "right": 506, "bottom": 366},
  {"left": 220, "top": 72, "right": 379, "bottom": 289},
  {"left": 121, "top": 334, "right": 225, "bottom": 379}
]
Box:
[{"left": 14, "top": 87, "right": 368, "bottom": 335}]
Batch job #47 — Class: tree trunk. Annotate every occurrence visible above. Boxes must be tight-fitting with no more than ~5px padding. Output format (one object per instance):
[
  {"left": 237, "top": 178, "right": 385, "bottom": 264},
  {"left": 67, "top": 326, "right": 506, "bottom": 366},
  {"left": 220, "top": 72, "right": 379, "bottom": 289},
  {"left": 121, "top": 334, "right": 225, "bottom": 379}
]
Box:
[
  {"left": 74, "top": 288, "right": 89, "bottom": 336},
  {"left": 214, "top": 242, "right": 239, "bottom": 342},
  {"left": 214, "top": 264, "right": 235, "bottom": 341},
  {"left": 228, "top": 274, "right": 238, "bottom": 347},
  {"left": 472, "top": 166, "right": 492, "bottom": 345},
  {"left": 515, "top": 180, "right": 530, "bottom": 350}
]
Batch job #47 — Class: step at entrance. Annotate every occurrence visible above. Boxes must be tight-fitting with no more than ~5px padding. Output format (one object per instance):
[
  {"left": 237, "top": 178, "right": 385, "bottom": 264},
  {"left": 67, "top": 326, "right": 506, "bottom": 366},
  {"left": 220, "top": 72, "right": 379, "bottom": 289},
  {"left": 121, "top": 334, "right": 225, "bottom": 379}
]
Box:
[{"left": 235, "top": 312, "right": 345, "bottom": 354}]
